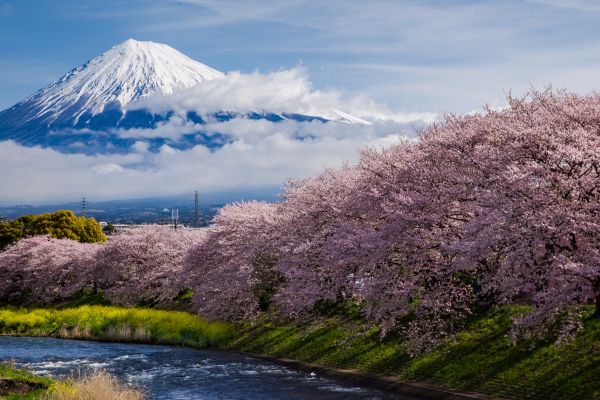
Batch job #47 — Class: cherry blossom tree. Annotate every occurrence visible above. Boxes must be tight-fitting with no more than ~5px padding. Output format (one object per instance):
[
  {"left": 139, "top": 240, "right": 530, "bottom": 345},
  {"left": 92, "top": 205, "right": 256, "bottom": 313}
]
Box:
[
  {"left": 272, "top": 165, "right": 370, "bottom": 315},
  {"left": 0, "top": 235, "right": 100, "bottom": 305},
  {"left": 183, "top": 201, "right": 281, "bottom": 320},
  {"left": 183, "top": 201, "right": 282, "bottom": 320},
  {"left": 349, "top": 142, "right": 476, "bottom": 350},
  {"left": 427, "top": 90, "right": 600, "bottom": 341},
  {"left": 94, "top": 226, "right": 205, "bottom": 307}
]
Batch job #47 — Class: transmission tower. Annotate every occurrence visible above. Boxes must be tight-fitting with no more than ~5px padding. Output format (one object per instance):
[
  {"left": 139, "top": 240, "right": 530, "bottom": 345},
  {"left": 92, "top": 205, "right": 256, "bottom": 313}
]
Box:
[
  {"left": 81, "top": 197, "right": 87, "bottom": 217},
  {"left": 194, "top": 190, "right": 200, "bottom": 227}
]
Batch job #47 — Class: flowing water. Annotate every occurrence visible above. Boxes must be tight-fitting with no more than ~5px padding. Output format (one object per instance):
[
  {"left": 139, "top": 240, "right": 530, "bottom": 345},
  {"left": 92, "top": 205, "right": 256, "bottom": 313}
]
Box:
[{"left": 0, "top": 336, "right": 413, "bottom": 399}]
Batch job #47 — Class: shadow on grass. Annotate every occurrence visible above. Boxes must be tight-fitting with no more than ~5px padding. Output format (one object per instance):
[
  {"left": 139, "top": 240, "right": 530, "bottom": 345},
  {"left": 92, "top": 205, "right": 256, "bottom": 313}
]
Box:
[{"left": 230, "top": 306, "right": 600, "bottom": 400}]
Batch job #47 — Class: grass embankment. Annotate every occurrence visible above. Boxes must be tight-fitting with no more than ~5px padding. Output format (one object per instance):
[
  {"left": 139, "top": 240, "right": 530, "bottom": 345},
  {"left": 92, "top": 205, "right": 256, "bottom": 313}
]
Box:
[
  {"left": 0, "top": 305, "right": 233, "bottom": 348},
  {"left": 0, "top": 363, "right": 52, "bottom": 399},
  {"left": 228, "top": 306, "right": 600, "bottom": 400},
  {"left": 0, "top": 364, "right": 144, "bottom": 400},
  {"left": 1, "top": 305, "right": 598, "bottom": 399}
]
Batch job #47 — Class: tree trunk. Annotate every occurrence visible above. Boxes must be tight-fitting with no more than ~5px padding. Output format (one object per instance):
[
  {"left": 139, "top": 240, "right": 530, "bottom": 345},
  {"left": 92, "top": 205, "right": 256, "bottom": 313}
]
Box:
[{"left": 594, "top": 277, "right": 600, "bottom": 318}]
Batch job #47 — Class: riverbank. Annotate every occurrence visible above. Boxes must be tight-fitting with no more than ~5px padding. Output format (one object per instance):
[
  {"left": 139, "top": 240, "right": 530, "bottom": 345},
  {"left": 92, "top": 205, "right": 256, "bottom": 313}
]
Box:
[
  {"left": 1, "top": 305, "right": 598, "bottom": 400},
  {"left": 0, "top": 306, "right": 233, "bottom": 348},
  {"left": 0, "top": 306, "right": 232, "bottom": 399},
  {"left": 229, "top": 306, "right": 600, "bottom": 400},
  {"left": 0, "top": 363, "right": 51, "bottom": 399},
  {"left": 0, "top": 363, "right": 144, "bottom": 400},
  {"left": 233, "top": 350, "right": 495, "bottom": 400}
]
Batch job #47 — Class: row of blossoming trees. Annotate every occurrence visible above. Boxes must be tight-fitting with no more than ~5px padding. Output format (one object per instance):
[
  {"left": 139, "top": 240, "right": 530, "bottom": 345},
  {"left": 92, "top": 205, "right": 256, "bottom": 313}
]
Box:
[
  {"left": 0, "top": 90, "right": 599, "bottom": 352},
  {"left": 185, "top": 90, "right": 600, "bottom": 351},
  {"left": 0, "top": 227, "right": 204, "bottom": 308}
]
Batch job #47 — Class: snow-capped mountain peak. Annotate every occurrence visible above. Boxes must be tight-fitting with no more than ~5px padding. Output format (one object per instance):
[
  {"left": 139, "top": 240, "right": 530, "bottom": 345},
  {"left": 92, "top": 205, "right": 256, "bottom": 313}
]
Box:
[
  {"left": 21, "top": 39, "right": 225, "bottom": 124},
  {"left": 0, "top": 39, "right": 373, "bottom": 154}
]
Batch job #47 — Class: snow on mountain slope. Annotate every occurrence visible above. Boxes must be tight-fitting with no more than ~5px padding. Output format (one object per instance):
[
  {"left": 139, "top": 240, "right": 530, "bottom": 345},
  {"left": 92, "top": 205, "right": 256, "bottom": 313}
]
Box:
[
  {"left": 0, "top": 39, "right": 378, "bottom": 154},
  {"left": 15, "top": 39, "right": 224, "bottom": 125},
  {"left": 321, "top": 109, "right": 371, "bottom": 125}
]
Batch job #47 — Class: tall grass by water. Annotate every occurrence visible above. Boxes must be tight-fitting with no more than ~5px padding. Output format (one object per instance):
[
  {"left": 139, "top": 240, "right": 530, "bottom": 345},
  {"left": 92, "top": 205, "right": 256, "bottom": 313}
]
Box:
[
  {"left": 41, "top": 371, "right": 144, "bottom": 400},
  {"left": 0, "top": 306, "right": 233, "bottom": 348},
  {"left": 1, "top": 363, "right": 144, "bottom": 400}
]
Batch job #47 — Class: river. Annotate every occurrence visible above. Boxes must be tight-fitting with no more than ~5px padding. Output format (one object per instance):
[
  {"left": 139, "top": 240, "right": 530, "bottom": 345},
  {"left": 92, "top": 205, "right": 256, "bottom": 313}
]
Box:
[{"left": 0, "top": 336, "right": 413, "bottom": 399}]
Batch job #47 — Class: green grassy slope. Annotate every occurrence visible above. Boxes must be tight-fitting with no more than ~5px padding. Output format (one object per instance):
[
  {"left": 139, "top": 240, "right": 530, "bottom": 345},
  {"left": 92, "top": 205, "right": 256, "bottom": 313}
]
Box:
[
  {"left": 0, "top": 363, "right": 53, "bottom": 399},
  {"left": 228, "top": 306, "right": 600, "bottom": 400}
]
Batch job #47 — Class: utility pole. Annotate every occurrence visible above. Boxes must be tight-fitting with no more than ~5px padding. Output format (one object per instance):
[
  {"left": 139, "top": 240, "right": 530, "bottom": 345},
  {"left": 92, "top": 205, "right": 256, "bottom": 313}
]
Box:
[
  {"left": 171, "top": 209, "right": 179, "bottom": 229},
  {"left": 194, "top": 190, "right": 200, "bottom": 227}
]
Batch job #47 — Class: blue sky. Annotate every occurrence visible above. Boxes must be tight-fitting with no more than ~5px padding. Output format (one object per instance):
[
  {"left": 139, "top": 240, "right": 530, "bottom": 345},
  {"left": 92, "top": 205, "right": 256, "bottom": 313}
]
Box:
[
  {"left": 4, "top": 0, "right": 600, "bottom": 203},
  {"left": 3, "top": 0, "right": 600, "bottom": 114}
]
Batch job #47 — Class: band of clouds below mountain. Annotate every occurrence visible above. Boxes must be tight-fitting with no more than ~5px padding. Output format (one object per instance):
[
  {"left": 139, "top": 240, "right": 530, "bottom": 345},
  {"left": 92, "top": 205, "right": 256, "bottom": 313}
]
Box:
[
  {"left": 128, "top": 67, "right": 438, "bottom": 124},
  {"left": 0, "top": 128, "right": 407, "bottom": 202}
]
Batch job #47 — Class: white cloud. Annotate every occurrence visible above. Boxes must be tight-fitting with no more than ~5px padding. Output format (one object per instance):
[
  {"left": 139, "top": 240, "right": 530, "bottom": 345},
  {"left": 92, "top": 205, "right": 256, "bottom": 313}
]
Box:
[
  {"left": 131, "top": 141, "right": 150, "bottom": 153},
  {"left": 528, "top": 0, "right": 600, "bottom": 12},
  {"left": 130, "top": 67, "right": 435, "bottom": 123},
  {"left": 115, "top": 115, "right": 204, "bottom": 140},
  {"left": 0, "top": 117, "right": 414, "bottom": 203},
  {"left": 91, "top": 163, "right": 125, "bottom": 174}
]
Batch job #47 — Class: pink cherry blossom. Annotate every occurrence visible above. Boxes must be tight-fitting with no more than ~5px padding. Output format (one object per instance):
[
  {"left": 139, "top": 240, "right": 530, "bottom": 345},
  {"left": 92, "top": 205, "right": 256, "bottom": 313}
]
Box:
[
  {"left": 95, "top": 225, "right": 206, "bottom": 307},
  {"left": 183, "top": 201, "right": 280, "bottom": 320},
  {"left": 0, "top": 235, "right": 100, "bottom": 304}
]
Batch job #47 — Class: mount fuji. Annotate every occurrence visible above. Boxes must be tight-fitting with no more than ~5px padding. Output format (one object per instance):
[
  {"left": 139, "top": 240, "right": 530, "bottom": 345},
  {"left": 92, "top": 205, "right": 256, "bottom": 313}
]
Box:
[{"left": 0, "top": 39, "right": 366, "bottom": 154}]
